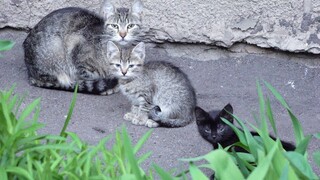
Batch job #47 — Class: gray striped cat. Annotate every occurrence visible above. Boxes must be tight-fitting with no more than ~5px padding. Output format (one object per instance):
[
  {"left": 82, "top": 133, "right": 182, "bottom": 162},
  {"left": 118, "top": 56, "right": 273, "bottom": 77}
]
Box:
[
  {"left": 107, "top": 41, "right": 197, "bottom": 128},
  {"left": 23, "top": 0, "right": 144, "bottom": 95}
]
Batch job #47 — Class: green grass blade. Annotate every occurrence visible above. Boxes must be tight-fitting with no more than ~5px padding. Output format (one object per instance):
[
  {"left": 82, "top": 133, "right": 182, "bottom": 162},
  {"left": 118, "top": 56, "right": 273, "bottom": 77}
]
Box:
[
  {"left": 256, "top": 80, "right": 268, "bottom": 133},
  {"left": 65, "top": 132, "right": 84, "bottom": 149},
  {"left": 247, "top": 142, "right": 278, "bottom": 180},
  {"left": 17, "top": 98, "right": 40, "bottom": 122},
  {"left": 120, "top": 174, "right": 136, "bottom": 180},
  {"left": 280, "top": 162, "right": 290, "bottom": 180},
  {"left": 221, "top": 117, "right": 246, "bottom": 145},
  {"left": 25, "top": 144, "right": 77, "bottom": 152},
  {"left": 230, "top": 115, "right": 262, "bottom": 158},
  {"left": 6, "top": 167, "right": 33, "bottom": 180},
  {"left": 264, "top": 81, "right": 305, "bottom": 144},
  {"left": 138, "top": 152, "right": 152, "bottom": 164},
  {"left": 0, "top": 167, "right": 8, "bottom": 180},
  {"left": 7, "top": 94, "right": 17, "bottom": 114},
  {"left": 1, "top": 94, "right": 14, "bottom": 134},
  {"left": 285, "top": 152, "right": 318, "bottom": 179},
  {"left": 121, "top": 128, "right": 143, "bottom": 179},
  {"left": 314, "top": 133, "right": 320, "bottom": 139},
  {"left": 204, "top": 149, "right": 245, "bottom": 179},
  {"left": 189, "top": 162, "right": 208, "bottom": 180},
  {"left": 153, "top": 164, "right": 175, "bottom": 180},
  {"left": 313, "top": 151, "right": 320, "bottom": 168},
  {"left": 133, "top": 130, "right": 152, "bottom": 154},
  {"left": 0, "top": 40, "right": 14, "bottom": 51},
  {"left": 265, "top": 97, "right": 278, "bottom": 136},
  {"left": 180, "top": 154, "right": 206, "bottom": 163},
  {"left": 263, "top": 81, "right": 291, "bottom": 110},
  {"left": 60, "top": 85, "right": 78, "bottom": 137},
  {"left": 16, "top": 98, "right": 41, "bottom": 132},
  {"left": 231, "top": 150, "right": 250, "bottom": 178},
  {"left": 295, "top": 135, "right": 312, "bottom": 155},
  {"left": 287, "top": 110, "right": 305, "bottom": 145}
]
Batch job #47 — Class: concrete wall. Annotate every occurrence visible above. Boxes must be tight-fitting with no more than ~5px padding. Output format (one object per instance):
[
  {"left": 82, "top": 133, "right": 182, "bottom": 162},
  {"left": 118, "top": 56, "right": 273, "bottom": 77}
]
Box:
[{"left": 1, "top": 0, "right": 320, "bottom": 54}]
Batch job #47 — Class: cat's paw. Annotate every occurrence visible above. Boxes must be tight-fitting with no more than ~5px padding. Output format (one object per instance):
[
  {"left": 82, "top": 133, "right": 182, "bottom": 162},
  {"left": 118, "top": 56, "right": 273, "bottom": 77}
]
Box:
[
  {"left": 112, "top": 85, "right": 120, "bottom": 93},
  {"left": 131, "top": 117, "right": 146, "bottom": 126},
  {"left": 124, "top": 112, "right": 135, "bottom": 121},
  {"left": 100, "top": 88, "right": 118, "bottom": 95},
  {"left": 145, "top": 119, "right": 159, "bottom": 128}
]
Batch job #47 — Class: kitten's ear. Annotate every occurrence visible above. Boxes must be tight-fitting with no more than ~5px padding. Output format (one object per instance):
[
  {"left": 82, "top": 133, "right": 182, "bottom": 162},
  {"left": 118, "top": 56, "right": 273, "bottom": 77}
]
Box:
[
  {"left": 218, "top": 103, "right": 234, "bottom": 123},
  {"left": 107, "top": 41, "right": 119, "bottom": 59},
  {"left": 131, "top": 0, "right": 143, "bottom": 17},
  {"left": 195, "top": 106, "right": 209, "bottom": 125},
  {"left": 100, "top": 0, "right": 115, "bottom": 19},
  {"left": 132, "top": 42, "right": 145, "bottom": 60}
]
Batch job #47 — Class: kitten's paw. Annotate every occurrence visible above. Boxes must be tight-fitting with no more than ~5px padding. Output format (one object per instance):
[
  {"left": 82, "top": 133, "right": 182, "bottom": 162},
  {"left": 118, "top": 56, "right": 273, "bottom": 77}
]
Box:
[
  {"left": 145, "top": 119, "right": 159, "bottom": 128},
  {"left": 124, "top": 112, "right": 135, "bottom": 121},
  {"left": 131, "top": 118, "right": 146, "bottom": 126},
  {"left": 112, "top": 85, "right": 120, "bottom": 93},
  {"left": 100, "top": 88, "right": 118, "bottom": 95}
]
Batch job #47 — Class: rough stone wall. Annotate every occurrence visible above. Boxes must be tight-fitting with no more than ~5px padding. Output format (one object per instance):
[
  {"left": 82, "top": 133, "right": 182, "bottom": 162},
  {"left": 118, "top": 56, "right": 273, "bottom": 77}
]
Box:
[{"left": 1, "top": 0, "right": 320, "bottom": 54}]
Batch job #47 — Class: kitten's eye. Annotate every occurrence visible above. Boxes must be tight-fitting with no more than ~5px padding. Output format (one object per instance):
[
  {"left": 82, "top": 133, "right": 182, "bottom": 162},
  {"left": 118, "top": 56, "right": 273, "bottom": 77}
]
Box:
[
  {"left": 127, "top": 24, "right": 135, "bottom": 29},
  {"left": 115, "top": 64, "right": 121, "bottom": 67},
  {"left": 110, "top": 24, "right": 119, "bottom": 29},
  {"left": 204, "top": 127, "right": 211, "bottom": 133},
  {"left": 128, "top": 64, "right": 134, "bottom": 68}
]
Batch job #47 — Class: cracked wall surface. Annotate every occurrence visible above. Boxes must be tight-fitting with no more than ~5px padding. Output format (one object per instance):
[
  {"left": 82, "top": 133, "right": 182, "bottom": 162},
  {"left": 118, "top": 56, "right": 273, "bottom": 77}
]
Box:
[{"left": 1, "top": 0, "right": 320, "bottom": 54}]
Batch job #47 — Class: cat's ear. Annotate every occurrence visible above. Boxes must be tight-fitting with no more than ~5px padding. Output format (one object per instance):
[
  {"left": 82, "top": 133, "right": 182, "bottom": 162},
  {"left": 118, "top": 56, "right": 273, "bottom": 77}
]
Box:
[
  {"left": 107, "top": 41, "right": 119, "bottom": 59},
  {"left": 132, "top": 42, "right": 145, "bottom": 60},
  {"left": 218, "top": 103, "right": 234, "bottom": 123},
  {"left": 195, "top": 106, "right": 210, "bottom": 125},
  {"left": 131, "top": 0, "right": 143, "bottom": 17},
  {"left": 100, "top": 0, "right": 115, "bottom": 20}
]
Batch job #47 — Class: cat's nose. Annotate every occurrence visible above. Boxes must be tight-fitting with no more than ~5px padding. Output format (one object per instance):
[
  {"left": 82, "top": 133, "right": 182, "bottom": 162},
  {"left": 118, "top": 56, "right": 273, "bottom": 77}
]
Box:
[
  {"left": 119, "top": 31, "right": 127, "bottom": 38},
  {"left": 121, "top": 70, "right": 127, "bottom": 76},
  {"left": 212, "top": 135, "right": 216, "bottom": 138}
]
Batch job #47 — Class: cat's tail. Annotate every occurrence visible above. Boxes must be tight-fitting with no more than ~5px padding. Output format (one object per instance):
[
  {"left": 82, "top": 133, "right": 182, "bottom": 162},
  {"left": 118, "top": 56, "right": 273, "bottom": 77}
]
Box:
[
  {"left": 269, "top": 135, "right": 296, "bottom": 151},
  {"left": 280, "top": 140, "right": 296, "bottom": 151},
  {"left": 148, "top": 106, "right": 194, "bottom": 128},
  {"left": 29, "top": 77, "right": 119, "bottom": 95}
]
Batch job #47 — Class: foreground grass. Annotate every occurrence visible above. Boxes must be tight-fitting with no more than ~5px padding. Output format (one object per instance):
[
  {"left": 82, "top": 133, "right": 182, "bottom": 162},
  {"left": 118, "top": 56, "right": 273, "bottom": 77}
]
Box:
[
  {"left": 0, "top": 86, "right": 154, "bottom": 179},
  {"left": 1, "top": 82, "right": 319, "bottom": 179}
]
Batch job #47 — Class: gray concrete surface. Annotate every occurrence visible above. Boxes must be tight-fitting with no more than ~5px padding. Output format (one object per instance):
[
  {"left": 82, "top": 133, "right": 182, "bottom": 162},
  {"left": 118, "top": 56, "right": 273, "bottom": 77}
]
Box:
[
  {"left": 1, "top": 0, "right": 320, "bottom": 54},
  {"left": 1, "top": 29, "right": 320, "bottom": 176}
]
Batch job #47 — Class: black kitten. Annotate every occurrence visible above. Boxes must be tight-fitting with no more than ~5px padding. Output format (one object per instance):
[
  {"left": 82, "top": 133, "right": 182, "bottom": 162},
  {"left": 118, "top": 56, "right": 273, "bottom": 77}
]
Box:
[{"left": 195, "top": 104, "right": 295, "bottom": 152}]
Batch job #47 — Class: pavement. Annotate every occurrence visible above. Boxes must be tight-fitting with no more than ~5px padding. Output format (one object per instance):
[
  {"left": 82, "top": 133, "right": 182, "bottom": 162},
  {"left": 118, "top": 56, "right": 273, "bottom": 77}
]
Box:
[{"left": 1, "top": 28, "right": 320, "bottom": 176}]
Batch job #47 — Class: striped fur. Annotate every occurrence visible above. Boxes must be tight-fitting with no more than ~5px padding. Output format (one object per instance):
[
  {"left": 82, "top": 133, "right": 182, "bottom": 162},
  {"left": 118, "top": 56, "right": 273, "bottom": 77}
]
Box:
[
  {"left": 23, "top": 0, "right": 144, "bottom": 95},
  {"left": 107, "top": 42, "right": 197, "bottom": 128}
]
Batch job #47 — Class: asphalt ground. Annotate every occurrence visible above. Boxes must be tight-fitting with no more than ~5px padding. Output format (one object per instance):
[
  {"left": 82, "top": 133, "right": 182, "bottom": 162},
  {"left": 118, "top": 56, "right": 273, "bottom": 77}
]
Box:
[{"left": 1, "top": 29, "right": 320, "bottom": 176}]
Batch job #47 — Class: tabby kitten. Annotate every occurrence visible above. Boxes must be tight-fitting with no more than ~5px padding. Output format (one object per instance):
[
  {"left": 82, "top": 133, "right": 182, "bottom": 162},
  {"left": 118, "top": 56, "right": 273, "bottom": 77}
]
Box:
[
  {"left": 196, "top": 104, "right": 296, "bottom": 151},
  {"left": 107, "top": 41, "right": 197, "bottom": 128},
  {"left": 23, "top": 0, "right": 144, "bottom": 95}
]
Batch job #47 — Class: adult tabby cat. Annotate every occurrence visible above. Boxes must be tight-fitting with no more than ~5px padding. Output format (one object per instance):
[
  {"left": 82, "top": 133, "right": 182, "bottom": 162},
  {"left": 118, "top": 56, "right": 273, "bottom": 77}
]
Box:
[
  {"left": 23, "top": 0, "right": 144, "bottom": 95},
  {"left": 106, "top": 41, "right": 196, "bottom": 128},
  {"left": 196, "top": 104, "right": 296, "bottom": 151}
]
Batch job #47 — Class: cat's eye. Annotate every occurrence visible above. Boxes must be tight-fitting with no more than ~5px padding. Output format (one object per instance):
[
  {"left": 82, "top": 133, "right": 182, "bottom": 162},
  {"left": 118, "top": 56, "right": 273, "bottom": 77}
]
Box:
[
  {"left": 115, "top": 64, "right": 121, "bottom": 67},
  {"left": 204, "top": 128, "right": 211, "bottom": 133},
  {"left": 127, "top": 24, "right": 135, "bottom": 29},
  {"left": 128, "top": 64, "right": 134, "bottom": 68},
  {"left": 110, "top": 24, "right": 119, "bottom": 29}
]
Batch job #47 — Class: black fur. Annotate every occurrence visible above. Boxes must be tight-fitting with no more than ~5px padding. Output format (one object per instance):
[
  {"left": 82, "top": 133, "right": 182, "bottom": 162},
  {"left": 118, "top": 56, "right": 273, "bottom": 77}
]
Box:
[{"left": 195, "top": 104, "right": 296, "bottom": 152}]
